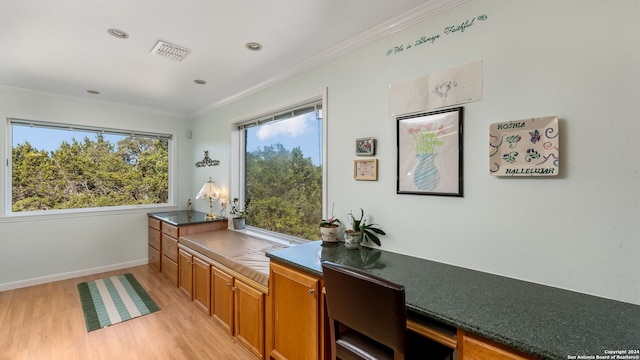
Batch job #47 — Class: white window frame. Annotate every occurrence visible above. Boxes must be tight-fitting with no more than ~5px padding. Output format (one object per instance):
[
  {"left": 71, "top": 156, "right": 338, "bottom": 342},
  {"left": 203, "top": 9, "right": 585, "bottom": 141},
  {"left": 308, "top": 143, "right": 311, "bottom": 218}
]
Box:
[
  {"left": 4, "top": 118, "right": 176, "bottom": 218},
  {"left": 229, "top": 89, "right": 328, "bottom": 244}
]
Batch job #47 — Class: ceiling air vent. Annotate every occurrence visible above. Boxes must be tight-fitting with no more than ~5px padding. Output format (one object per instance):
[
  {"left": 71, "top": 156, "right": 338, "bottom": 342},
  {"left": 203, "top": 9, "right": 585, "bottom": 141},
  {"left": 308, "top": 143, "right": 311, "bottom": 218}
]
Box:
[{"left": 150, "top": 40, "right": 191, "bottom": 61}]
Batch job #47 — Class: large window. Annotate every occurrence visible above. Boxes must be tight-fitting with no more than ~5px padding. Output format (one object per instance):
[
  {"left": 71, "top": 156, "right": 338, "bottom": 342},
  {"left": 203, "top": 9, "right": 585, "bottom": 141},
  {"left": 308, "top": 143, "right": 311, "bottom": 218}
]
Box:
[
  {"left": 239, "top": 100, "right": 324, "bottom": 241},
  {"left": 9, "top": 119, "right": 171, "bottom": 213}
]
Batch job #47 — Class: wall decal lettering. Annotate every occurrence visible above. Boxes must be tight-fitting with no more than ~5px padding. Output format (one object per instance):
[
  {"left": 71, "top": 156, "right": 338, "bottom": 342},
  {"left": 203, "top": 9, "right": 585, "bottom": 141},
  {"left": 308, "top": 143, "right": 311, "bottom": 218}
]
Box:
[{"left": 386, "top": 14, "right": 488, "bottom": 56}]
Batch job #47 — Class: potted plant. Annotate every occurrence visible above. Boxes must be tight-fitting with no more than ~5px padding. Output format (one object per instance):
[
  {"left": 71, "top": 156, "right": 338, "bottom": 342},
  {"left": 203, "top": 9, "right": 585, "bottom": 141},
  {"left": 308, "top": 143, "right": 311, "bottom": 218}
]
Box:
[
  {"left": 230, "top": 197, "right": 250, "bottom": 230},
  {"left": 344, "top": 209, "right": 386, "bottom": 249},
  {"left": 319, "top": 216, "right": 341, "bottom": 243}
]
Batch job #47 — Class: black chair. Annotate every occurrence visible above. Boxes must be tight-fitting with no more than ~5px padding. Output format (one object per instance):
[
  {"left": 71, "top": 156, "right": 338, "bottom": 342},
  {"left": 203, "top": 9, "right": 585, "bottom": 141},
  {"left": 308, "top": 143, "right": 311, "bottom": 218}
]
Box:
[{"left": 322, "top": 261, "right": 453, "bottom": 360}]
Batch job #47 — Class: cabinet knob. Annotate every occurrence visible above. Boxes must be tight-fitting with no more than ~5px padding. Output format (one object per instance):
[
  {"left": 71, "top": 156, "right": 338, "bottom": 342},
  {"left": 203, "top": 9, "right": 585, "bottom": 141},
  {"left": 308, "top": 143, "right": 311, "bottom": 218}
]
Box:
[{"left": 308, "top": 288, "right": 315, "bottom": 294}]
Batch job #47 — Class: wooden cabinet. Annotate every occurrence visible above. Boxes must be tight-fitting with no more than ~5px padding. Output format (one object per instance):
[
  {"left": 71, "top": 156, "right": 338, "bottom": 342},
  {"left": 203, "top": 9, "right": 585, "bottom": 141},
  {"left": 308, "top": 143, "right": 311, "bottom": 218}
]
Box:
[
  {"left": 212, "top": 266, "right": 265, "bottom": 360},
  {"left": 163, "top": 254, "right": 179, "bottom": 286},
  {"left": 267, "top": 261, "right": 323, "bottom": 360},
  {"left": 162, "top": 224, "right": 180, "bottom": 286},
  {"left": 178, "top": 245, "right": 267, "bottom": 360},
  {"left": 235, "top": 279, "right": 265, "bottom": 360},
  {"left": 193, "top": 256, "right": 211, "bottom": 314},
  {"left": 147, "top": 217, "right": 162, "bottom": 271},
  {"left": 460, "top": 331, "right": 537, "bottom": 360},
  {"left": 178, "top": 248, "right": 193, "bottom": 299},
  {"left": 179, "top": 248, "right": 211, "bottom": 313},
  {"left": 148, "top": 214, "right": 226, "bottom": 286},
  {"left": 212, "top": 267, "right": 234, "bottom": 333}
]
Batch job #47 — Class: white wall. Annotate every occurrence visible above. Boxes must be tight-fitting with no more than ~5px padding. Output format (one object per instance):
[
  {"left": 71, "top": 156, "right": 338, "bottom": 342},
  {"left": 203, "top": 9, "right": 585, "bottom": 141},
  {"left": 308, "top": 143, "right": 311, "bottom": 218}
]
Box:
[
  {"left": 188, "top": 111, "right": 234, "bottom": 216},
  {"left": 1, "top": 0, "right": 637, "bottom": 305},
  {"left": 0, "top": 88, "right": 190, "bottom": 289},
  {"left": 191, "top": 0, "right": 640, "bottom": 305}
]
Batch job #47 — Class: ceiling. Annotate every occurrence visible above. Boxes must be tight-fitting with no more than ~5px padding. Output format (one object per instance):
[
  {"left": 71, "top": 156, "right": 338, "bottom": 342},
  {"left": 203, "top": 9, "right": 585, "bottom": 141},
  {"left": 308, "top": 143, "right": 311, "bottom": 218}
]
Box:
[{"left": 0, "top": 0, "right": 463, "bottom": 117}]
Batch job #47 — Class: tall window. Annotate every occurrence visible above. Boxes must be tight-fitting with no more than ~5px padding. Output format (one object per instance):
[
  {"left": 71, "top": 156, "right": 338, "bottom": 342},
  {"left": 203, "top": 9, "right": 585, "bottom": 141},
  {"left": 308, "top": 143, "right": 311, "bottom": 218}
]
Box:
[
  {"left": 9, "top": 119, "right": 171, "bottom": 213},
  {"left": 239, "top": 100, "right": 323, "bottom": 241}
]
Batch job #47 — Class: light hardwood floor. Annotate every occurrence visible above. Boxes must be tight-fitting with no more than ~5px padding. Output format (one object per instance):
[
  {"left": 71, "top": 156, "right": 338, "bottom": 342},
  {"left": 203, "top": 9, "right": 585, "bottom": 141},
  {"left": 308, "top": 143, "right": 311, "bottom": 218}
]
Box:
[{"left": 0, "top": 265, "right": 257, "bottom": 360}]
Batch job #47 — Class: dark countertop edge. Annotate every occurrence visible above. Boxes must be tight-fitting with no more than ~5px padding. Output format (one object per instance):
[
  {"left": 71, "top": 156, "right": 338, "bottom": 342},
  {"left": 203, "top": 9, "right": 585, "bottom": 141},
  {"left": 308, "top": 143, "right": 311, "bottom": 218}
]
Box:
[
  {"left": 265, "top": 252, "right": 323, "bottom": 277},
  {"left": 148, "top": 210, "right": 227, "bottom": 226}
]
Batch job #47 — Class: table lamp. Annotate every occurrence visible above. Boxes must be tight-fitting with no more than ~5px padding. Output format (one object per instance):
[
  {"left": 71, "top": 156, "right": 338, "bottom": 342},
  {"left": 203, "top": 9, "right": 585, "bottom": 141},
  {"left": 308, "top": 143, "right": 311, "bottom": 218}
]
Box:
[{"left": 196, "top": 177, "right": 221, "bottom": 221}]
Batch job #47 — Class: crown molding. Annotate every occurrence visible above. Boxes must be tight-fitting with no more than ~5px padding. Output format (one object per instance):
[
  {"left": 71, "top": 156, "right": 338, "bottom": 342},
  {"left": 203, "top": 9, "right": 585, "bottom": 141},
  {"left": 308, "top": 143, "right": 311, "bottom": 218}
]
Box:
[
  {"left": 190, "top": 0, "right": 469, "bottom": 118},
  {"left": 0, "top": 84, "right": 188, "bottom": 120}
]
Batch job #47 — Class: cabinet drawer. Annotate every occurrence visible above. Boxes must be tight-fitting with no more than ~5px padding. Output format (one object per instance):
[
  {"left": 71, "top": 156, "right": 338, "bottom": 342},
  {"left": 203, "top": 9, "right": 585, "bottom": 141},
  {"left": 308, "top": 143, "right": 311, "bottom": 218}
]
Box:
[
  {"left": 148, "top": 245, "right": 161, "bottom": 271},
  {"left": 162, "top": 223, "right": 179, "bottom": 238},
  {"left": 148, "top": 227, "right": 161, "bottom": 250},
  {"left": 148, "top": 217, "right": 161, "bottom": 231},
  {"left": 163, "top": 256, "right": 179, "bottom": 286},
  {"left": 162, "top": 234, "right": 178, "bottom": 262}
]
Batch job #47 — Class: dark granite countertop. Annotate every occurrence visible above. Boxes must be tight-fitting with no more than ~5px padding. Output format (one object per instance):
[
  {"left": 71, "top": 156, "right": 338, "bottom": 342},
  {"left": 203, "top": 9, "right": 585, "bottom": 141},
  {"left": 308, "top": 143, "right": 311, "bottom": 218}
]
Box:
[
  {"left": 148, "top": 210, "right": 226, "bottom": 226},
  {"left": 266, "top": 241, "right": 640, "bottom": 360}
]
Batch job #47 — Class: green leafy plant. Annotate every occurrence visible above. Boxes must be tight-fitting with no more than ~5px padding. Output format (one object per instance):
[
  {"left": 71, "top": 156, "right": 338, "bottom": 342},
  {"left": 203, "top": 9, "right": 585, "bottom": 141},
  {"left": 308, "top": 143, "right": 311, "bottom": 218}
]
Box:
[
  {"left": 320, "top": 203, "right": 340, "bottom": 227},
  {"left": 230, "top": 197, "right": 250, "bottom": 219},
  {"left": 346, "top": 208, "right": 386, "bottom": 246},
  {"left": 319, "top": 216, "right": 341, "bottom": 228}
]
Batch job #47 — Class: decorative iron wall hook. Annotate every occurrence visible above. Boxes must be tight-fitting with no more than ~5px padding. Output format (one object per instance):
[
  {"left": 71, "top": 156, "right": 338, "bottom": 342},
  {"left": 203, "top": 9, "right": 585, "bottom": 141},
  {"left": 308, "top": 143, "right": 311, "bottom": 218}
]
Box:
[{"left": 195, "top": 150, "right": 220, "bottom": 167}]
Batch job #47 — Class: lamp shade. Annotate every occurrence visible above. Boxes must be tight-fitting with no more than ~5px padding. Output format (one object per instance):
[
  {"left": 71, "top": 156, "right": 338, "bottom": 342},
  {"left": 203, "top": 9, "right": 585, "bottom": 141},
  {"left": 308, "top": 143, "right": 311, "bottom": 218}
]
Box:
[{"left": 196, "top": 177, "right": 221, "bottom": 200}]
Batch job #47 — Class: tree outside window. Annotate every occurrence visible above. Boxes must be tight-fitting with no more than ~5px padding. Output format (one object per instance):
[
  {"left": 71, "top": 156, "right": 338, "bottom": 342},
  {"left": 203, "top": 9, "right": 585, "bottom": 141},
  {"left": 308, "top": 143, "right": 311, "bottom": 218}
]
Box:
[
  {"left": 242, "top": 105, "right": 323, "bottom": 241},
  {"left": 10, "top": 120, "right": 170, "bottom": 213}
]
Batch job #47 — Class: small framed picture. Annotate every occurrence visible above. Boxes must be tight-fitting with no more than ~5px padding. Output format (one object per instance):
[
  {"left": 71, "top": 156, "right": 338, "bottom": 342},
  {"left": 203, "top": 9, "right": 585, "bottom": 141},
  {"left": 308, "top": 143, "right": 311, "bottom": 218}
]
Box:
[
  {"left": 354, "top": 159, "right": 378, "bottom": 181},
  {"left": 356, "top": 137, "right": 375, "bottom": 156}
]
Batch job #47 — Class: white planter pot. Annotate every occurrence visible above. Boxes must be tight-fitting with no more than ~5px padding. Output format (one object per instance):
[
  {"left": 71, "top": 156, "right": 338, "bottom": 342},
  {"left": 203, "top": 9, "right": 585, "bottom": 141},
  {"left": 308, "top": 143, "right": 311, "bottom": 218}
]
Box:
[
  {"left": 320, "top": 225, "right": 340, "bottom": 243},
  {"left": 343, "top": 231, "right": 361, "bottom": 249}
]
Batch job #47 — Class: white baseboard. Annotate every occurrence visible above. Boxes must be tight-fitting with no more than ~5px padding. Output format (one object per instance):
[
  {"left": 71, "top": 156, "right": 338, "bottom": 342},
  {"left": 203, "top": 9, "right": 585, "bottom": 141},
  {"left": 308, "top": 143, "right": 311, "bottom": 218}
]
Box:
[{"left": 0, "top": 258, "right": 149, "bottom": 292}]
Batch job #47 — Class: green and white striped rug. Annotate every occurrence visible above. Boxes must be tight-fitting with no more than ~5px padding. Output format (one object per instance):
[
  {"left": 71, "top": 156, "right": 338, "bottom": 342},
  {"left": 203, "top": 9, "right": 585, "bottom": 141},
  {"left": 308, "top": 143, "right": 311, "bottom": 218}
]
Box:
[{"left": 77, "top": 273, "right": 160, "bottom": 332}]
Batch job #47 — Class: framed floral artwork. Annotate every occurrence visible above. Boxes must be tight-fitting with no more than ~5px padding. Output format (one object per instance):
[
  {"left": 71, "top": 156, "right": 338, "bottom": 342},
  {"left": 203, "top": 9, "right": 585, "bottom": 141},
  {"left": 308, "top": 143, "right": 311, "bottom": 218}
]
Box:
[
  {"left": 396, "top": 107, "right": 463, "bottom": 196},
  {"left": 355, "top": 137, "right": 375, "bottom": 156}
]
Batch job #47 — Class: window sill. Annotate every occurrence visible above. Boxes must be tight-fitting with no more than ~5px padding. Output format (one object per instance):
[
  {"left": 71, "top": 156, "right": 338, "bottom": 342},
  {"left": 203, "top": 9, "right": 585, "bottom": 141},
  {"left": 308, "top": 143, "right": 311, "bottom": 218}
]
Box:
[
  {"left": 231, "top": 226, "right": 310, "bottom": 247},
  {"left": 0, "top": 204, "right": 176, "bottom": 223}
]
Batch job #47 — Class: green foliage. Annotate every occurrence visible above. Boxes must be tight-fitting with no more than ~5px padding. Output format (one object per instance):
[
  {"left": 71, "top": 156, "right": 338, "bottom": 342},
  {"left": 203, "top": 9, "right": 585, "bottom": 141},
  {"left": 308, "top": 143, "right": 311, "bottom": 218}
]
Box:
[
  {"left": 319, "top": 216, "right": 340, "bottom": 228},
  {"left": 246, "top": 143, "right": 322, "bottom": 241},
  {"left": 230, "top": 197, "right": 251, "bottom": 218},
  {"left": 12, "top": 135, "right": 169, "bottom": 212},
  {"left": 347, "top": 209, "right": 386, "bottom": 246}
]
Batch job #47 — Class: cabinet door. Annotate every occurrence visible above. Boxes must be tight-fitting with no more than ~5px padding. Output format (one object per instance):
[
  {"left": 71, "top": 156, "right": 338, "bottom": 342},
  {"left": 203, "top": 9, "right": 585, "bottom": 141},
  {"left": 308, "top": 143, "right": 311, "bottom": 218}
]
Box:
[
  {"left": 193, "top": 255, "right": 211, "bottom": 315},
  {"left": 178, "top": 249, "right": 193, "bottom": 299},
  {"left": 461, "top": 332, "right": 536, "bottom": 360},
  {"left": 212, "top": 267, "right": 234, "bottom": 334},
  {"left": 269, "top": 262, "right": 320, "bottom": 360},
  {"left": 234, "top": 279, "right": 265, "bottom": 360}
]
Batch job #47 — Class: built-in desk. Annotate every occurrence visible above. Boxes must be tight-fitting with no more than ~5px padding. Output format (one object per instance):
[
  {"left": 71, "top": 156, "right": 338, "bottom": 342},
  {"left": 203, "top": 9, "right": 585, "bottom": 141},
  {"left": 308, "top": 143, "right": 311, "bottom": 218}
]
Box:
[
  {"left": 147, "top": 211, "right": 227, "bottom": 285},
  {"left": 266, "top": 241, "right": 640, "bottom": 360},
  {"left": 146, "top": 218, "right": 281, "bottom": 360}
]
